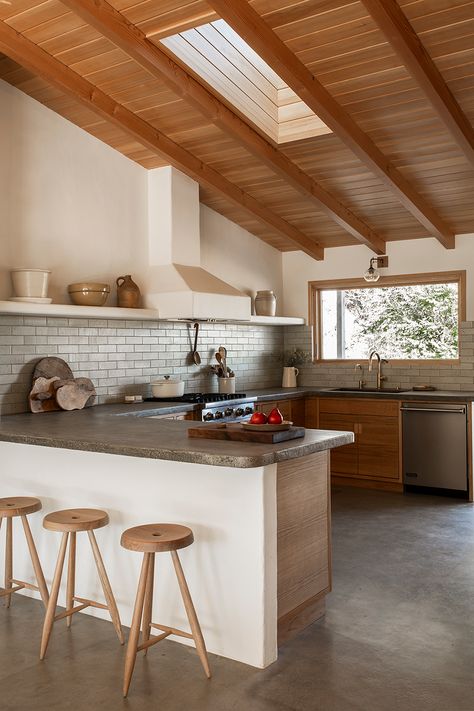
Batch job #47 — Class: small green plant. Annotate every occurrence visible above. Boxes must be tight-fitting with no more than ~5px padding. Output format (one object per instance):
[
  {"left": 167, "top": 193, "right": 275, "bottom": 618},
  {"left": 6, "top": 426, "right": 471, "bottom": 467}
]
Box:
[{"left": 284, "top": 349, "right": 310, "bottom": 367}]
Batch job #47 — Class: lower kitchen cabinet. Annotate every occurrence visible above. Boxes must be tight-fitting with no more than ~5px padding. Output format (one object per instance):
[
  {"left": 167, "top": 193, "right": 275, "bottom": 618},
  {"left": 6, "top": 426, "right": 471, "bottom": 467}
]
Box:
[
  {"left": 318, "top": 398, "right": 401, "bottom": 486},
  {"left": 256, "top": 399, "right": 292, "bottom": 422}
]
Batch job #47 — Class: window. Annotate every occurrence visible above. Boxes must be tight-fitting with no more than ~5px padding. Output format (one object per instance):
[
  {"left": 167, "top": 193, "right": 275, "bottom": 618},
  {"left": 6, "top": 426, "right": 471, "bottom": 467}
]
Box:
[{"left": 309, "top": 271, "right": 465, "bottom": 362}]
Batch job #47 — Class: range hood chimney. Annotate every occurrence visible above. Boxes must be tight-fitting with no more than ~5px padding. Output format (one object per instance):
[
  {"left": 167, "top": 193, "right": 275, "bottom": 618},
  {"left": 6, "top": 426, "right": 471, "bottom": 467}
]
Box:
[{"left": 143, "top": 167, "right": 251, "bottom": 320}]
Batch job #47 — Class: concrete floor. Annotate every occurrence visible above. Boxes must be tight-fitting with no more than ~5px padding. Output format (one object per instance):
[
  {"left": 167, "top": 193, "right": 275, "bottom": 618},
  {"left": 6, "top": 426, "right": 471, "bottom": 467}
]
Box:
[{"left": 2, "top": 487, "right": 474, "bottom": 711}]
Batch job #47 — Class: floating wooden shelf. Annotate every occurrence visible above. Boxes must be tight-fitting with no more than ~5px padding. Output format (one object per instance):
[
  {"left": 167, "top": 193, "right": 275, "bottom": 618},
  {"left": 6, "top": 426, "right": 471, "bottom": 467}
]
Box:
[{"left": 0, "top": 301, "right": 305, "bottom": 326}]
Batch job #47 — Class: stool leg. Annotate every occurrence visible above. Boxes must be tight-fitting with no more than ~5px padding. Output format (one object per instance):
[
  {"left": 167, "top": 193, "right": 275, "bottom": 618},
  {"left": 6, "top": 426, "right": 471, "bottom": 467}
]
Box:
[
  {"left": 21, "top": 515, "right": 50, "bottom": 608},
  {"left": 66, "top": 531, "right": 76, "bottom": 628},
  {"left": 87, "top": 530, "right": 124, "bottom": 644},
  {"left": 141, "top": 552, "right": 155, "bottom": 655},
  {"left": 171, "top": 550, "right": 211, "bottom": 679},
  {"left": 123, "top": 552, "right": 150, "bottom": 698},
  {"left": 4, "top": 518, "right": 12, "bottom": 608},
  {"left": 40, "top": 532, "right": 68, "bottom": 660}
]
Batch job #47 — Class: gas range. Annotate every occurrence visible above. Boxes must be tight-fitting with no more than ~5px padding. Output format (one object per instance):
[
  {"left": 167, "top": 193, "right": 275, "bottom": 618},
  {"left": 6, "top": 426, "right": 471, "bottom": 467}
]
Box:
[{"left": 145, "top": 393, "right": 257, "bottom": 422}]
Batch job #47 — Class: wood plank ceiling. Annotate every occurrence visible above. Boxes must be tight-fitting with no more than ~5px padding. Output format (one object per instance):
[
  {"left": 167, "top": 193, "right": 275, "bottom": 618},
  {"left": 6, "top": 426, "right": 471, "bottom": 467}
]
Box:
[{"left": 0, "top": 0, "right": 473, "bottom": 259}]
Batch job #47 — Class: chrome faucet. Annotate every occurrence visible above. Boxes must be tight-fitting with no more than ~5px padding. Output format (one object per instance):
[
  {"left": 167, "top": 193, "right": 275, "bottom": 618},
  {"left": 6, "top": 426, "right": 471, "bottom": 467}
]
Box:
[{"left": 368, "top": 351, "right": 388, "bottom": 390}]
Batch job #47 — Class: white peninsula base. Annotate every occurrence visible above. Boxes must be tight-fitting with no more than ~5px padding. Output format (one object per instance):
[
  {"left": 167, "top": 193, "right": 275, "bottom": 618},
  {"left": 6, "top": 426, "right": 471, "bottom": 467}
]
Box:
[{"left": 0, "top": 441, "right": 331, "bottom": 668}]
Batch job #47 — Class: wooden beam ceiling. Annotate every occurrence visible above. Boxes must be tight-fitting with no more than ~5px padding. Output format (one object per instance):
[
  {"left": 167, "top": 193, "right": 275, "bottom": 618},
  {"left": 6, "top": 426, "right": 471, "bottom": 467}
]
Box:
[
  {"left": 0, "top": 19, "right": 324, "bottom": 261},
  {"left": 59, "top": 0, "right": 386, "bottom": 254},
  {"left": 207, "top": 0, "right": 457, "bottom": 250},
  {"left": 360, "top": 0, "right": 474, "bottom": 169}
]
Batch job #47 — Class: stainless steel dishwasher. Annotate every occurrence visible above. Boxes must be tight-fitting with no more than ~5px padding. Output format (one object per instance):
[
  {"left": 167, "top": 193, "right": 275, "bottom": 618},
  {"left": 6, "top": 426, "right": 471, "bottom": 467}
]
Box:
[{"left": 401, "top": 402, "right": 468, "bottom": 496}]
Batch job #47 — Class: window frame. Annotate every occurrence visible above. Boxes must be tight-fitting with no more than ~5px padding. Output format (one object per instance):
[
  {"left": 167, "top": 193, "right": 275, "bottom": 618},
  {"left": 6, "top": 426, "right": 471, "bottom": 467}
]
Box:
[{"left": 308, "top": 270, "right": 466, "bottom": 364}]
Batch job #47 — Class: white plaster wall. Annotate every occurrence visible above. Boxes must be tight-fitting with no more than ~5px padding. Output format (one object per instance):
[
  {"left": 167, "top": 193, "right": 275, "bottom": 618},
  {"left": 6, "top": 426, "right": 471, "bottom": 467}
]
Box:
[
  {"left": 0, "top": 80, "right": 149, "bottom": 305},
  {"left": 283, "top": 235, "right": 474, "bottom": 320},
  {"left": 0, "top": 80, "right": 283, "bottom": 310},
  {"left": 200, "top": 205, "right": 284, "bottom": 314},
  {"left": 0, "top": 441, "right": 278, "bottom": 668}
]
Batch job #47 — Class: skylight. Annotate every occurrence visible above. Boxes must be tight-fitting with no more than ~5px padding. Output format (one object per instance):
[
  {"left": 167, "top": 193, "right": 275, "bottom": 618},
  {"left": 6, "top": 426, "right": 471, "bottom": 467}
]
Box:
[{"left": 160, "top": 20, "right": 331, "bottom": 144}]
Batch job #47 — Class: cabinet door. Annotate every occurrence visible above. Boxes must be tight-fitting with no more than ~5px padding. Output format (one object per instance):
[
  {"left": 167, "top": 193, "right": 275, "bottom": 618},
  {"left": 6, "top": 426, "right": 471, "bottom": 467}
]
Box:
[
  {"left": 357, "top": 415, "right": 399, "bottom": 480},
  {"left": 318, "top": 413, "right": 357, "bottom": 477},
  {"left": 256, "top": 400, "right": 292, "bottom": 421}
]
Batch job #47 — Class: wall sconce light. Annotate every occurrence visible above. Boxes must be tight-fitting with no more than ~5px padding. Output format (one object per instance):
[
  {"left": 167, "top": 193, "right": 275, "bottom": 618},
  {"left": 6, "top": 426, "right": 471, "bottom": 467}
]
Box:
[{"left": 364, "top": 256, "right": 388, "bottom": 283}]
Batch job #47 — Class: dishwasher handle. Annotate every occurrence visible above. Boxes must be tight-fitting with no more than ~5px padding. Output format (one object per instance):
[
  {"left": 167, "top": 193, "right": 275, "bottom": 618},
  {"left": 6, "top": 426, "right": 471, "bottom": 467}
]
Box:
[{"left": 401, "top": 405, "right": 466, "bottom": 415}]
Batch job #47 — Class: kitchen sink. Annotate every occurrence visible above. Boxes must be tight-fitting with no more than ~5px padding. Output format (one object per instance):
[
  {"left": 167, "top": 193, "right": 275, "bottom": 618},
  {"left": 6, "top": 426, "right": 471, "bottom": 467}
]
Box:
[{"left": 330, "top": 387, "right": 411, "bottom": 394}]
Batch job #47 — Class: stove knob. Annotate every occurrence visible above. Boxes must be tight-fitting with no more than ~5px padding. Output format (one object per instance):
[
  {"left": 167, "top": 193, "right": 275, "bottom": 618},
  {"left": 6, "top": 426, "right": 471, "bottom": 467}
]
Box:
[
  {"left": 203, "top": 412, "right": 214, "bottom": 421},
  {"left": 245, "top": 406, "right": 254, "bottom": 415},
  {"left": 235, "top": 408, "right": 244, "bottom": 417},
  {"left": 225, "top": 408, "right": 234, "bottom": 417},
  {"left": 214, "top": 410, "right": 223, "bottom": 419}
]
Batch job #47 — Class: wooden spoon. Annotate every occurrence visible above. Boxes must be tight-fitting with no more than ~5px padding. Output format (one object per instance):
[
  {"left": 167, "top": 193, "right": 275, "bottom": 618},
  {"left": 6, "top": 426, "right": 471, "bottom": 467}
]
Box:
[{"left": 192, "top": 323, "right": 201, "bottom": 365}]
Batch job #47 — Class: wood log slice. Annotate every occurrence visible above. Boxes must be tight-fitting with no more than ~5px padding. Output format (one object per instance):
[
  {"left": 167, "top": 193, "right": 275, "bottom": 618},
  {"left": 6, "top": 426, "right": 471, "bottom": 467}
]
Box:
[
  {"left": 29, "top": 376, "right": 61, "bottom": 413},
  {"left": 55, "top": 378, "right": 96, "bottom": 411},
  {"left": 33, "top": 357, "right": 73, "bottom": 382}
]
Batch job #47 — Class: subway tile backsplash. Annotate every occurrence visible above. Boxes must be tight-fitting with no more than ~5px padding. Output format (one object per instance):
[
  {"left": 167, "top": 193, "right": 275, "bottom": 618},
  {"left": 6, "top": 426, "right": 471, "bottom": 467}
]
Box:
[
  {"left": 285, "top": 323, "right": 474, "bottom": 392},
  {"left": 0, "top": 316, "right": 283, "bottom": 414},
  {"left": 2, "top": 317, "right": 474, "bottom": 415}
]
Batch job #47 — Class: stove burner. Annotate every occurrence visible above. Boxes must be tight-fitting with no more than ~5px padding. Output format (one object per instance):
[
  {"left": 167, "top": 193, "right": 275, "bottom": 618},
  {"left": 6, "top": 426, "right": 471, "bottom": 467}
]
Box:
[{"left": 145, "top": 392, "right": 248, "bottom": 404}]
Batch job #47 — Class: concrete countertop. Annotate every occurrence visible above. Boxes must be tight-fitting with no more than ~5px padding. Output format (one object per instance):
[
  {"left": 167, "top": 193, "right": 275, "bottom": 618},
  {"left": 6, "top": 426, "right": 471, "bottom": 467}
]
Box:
[
  {"left": 248, "top": 386, "right": 474, "bottom": 403},
  {"left": 0, "top": 403, "right": 353, "bottom": 468}
]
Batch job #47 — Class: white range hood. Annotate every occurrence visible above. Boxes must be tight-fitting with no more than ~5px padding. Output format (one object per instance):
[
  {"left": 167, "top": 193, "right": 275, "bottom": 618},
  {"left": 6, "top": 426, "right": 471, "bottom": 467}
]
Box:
[{"left": 143, "top": 167, "right": 251, "bottom": 321}]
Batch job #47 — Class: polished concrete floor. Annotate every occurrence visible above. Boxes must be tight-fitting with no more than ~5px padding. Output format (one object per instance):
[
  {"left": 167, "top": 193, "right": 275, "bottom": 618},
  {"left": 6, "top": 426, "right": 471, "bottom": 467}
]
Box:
[{"left": 2, "top": 487, "right": 474, "bottom": 711}]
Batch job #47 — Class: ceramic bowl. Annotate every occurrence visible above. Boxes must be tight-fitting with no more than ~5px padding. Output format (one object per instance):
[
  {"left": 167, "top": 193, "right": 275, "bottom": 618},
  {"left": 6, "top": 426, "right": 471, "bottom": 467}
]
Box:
[
  {"left": 68, "top": 282, "right": 110, "bottom": 306},
  {"left": 11, "top": 269, "right": 51, "bottom": 298}
]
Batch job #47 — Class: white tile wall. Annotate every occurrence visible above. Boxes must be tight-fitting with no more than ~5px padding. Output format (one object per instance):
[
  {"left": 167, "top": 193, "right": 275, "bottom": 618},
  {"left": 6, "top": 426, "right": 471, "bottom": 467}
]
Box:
[
  {"left": 0, "top": 316, "right": 284, "bottom": 414},
  {"left": 284, "top": 323, "right": 474, "bottom": 392}
]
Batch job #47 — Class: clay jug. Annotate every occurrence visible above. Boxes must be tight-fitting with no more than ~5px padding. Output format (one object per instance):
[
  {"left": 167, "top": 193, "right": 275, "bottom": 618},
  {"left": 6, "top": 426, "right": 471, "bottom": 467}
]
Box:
[{"left": 116, "top": 275, "right": 141, "bottom": 308}]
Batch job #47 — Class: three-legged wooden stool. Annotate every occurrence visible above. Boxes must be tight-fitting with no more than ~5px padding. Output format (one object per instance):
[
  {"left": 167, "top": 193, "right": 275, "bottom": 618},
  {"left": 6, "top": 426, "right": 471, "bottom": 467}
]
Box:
[
  {"left": 121, "top": 523, "right": 211, "bottom": 697},
  {"left": 40, "top": 508, "right": 124, "bottom": 660},
  {"left": 0, "top": 497, "right": 49, "bottom": 609}
]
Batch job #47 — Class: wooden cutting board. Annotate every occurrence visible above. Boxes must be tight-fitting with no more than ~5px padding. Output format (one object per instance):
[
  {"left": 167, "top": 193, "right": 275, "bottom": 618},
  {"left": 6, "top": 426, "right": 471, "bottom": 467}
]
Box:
[
  {"left": 188, "top": 423, "right": 305, "bottom": 443},
  {"left": 33, "top": 356, "right": 74, "bottom": 382}
]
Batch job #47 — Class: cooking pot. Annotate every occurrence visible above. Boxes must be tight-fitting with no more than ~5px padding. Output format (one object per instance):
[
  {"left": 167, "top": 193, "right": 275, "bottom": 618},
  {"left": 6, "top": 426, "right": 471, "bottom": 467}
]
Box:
[{"left": 151, "top": 376, "right": 184, "bottom": 398}]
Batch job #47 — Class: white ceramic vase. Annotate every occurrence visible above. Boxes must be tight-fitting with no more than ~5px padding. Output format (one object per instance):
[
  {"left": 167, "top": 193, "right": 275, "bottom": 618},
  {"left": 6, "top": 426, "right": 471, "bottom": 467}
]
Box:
[
  {"left": 282, "top": 366, "right": 299, "bottom": 388},
  {"left": 254, "top": 290, "right": 277, "bottom": 317}
]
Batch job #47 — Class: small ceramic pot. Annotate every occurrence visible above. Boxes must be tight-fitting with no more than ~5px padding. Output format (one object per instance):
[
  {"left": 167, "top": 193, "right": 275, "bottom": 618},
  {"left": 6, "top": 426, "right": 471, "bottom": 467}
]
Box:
[
  {"left": 282, "top": 366, "right": 299, "bottom": 388},
  {"left": 254, "top": 290, "right": 277, "bottom": 317},
  {"left": 11, "top": 269, "right": 51, "bottom": 298},
  {"left": 218, "top": 377, "right": 236, "bottom": 394}
]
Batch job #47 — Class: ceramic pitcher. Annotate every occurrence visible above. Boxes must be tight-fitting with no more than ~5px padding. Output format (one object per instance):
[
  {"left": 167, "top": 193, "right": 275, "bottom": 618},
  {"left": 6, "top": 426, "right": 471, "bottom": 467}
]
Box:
[
  {"left": 282, "top": 366, "right": 299, "bottom": 388},
  {"left": 116, "top": 275, "right": 141, "bottom": 308}
]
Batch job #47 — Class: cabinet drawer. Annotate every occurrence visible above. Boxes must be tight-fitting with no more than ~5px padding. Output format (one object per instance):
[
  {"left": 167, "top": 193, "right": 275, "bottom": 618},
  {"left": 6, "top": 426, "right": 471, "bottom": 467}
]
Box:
[
  {"left": 357, "top": 415, "right": 399, "bottom": 448},
  {"left": 358, "top": 446, "right": 399, "bottom": 480},
  {"left": 319, "top": 398, "right": 399, "bottom": 417}
]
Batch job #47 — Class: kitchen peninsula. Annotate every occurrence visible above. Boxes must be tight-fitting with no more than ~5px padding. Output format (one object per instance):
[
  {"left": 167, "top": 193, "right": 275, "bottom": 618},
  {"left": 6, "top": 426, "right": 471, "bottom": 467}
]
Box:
[{"left": 0, "top": 402, "right": 353, "bottom": 668}]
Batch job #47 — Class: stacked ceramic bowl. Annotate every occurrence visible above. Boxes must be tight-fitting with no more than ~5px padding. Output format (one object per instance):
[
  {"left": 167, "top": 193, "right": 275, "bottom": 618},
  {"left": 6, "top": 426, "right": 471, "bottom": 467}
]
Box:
[
  {"left": 68, "top": 282, "right": 110, "bottom": 306},
  {"left": 9, "top": 269, "right": 52, "bottom": 304}
]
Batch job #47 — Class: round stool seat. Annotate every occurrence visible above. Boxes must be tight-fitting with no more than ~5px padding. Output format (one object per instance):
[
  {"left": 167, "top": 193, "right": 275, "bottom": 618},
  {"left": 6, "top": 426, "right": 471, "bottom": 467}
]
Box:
[
  {"left": 0, "top": 496, "right": 42, "bottom": 517},
  {"left": 43, "top": 508, "right": 109, "bottom": 532},
  {"left": 121, "top": 524, "right": 194, "bottom": 553}
]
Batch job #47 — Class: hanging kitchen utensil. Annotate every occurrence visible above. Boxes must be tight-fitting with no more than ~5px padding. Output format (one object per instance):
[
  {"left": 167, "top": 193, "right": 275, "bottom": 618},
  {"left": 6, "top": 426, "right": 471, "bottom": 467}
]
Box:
[
  {"left": 218, "top": 346, "right": 227, "bottom": 376},
  {"left": 192, "top": 323, "right": 201, "bottom": 365}
]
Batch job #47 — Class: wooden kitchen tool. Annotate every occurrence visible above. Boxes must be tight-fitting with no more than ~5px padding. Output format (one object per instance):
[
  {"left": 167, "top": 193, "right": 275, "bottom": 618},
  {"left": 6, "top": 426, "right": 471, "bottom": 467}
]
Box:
[
  {"left": 187, "top": 423, "right": 305, "bottom": 444},
  {"left": 29, "top": 376, "right": 62, "bottom": 413},
  {"left": 33, "top": 357, "right": 73, "bottom": 382},
  {"left": 55, "top": 378, "right": 96, "bottom": 410}
]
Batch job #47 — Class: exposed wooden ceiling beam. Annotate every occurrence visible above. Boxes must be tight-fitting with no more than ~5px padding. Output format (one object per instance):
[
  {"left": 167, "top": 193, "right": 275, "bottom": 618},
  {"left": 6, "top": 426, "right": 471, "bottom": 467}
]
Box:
[
  {"left": 207, "top": 0, "right": 456, "bottom": 250},
  {"left": 0, "top": 20, "right": 324, "bottom": 261},
  {"left": 360, "top": 0, "right": 474, "bottom": 168},
  {"left": 60, "top": 0, "right": 385, "bottom": 255}
]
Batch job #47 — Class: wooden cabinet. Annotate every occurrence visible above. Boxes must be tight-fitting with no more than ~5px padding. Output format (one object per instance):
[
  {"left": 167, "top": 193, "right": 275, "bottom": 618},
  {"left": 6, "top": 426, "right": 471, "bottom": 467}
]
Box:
[
  {"left": 255, "top": 397, "right": 306, "bottom": 426},
  {"left": 318, "top": 398, "right": 400, "bottom": 484}
]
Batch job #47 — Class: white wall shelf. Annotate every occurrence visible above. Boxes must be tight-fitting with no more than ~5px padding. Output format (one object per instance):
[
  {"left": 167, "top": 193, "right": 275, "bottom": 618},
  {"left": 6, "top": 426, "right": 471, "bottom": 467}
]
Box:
[{"left": 0, "top": 301, "right": 306, "bottom": 325}]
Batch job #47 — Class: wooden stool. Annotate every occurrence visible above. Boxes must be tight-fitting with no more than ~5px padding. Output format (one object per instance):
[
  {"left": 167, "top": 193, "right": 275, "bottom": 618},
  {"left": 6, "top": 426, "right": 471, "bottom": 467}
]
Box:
[
  {"left": 0, "top": 497, "right": 49, "bottom": 609},
  {"left": 40, "top": 508, "right": 124, "bottom": 660},
  {"left": 121, "top": 523, "right": 211, "bottom": 697}
]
